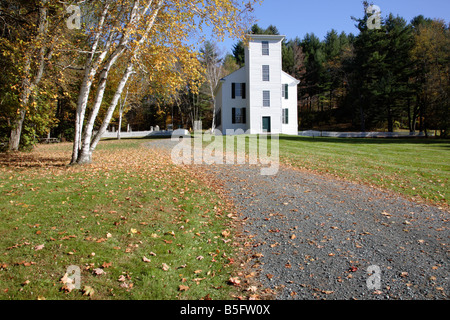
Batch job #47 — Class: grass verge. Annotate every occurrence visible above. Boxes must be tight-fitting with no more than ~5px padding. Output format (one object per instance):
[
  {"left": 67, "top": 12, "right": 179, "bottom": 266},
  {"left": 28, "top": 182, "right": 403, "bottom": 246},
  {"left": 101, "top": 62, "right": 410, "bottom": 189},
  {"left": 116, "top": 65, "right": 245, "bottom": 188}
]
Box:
[{"left": 0, "top": 139, "right": 242, "bottom": 300}]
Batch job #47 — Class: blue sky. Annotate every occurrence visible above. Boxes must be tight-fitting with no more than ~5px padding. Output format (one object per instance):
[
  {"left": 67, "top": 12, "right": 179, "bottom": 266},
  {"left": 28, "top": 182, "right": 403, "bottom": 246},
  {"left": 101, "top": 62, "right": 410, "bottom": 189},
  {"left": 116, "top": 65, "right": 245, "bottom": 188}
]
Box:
[{"left": 213, "top": 0, "right": 450, "bottom": 55}]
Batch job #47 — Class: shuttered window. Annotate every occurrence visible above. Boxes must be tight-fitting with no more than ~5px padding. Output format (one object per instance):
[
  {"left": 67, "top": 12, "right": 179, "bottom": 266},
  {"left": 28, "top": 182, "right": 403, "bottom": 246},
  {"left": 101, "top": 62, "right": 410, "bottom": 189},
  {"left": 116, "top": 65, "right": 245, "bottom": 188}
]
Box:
[
  {"left": 232, "top": 108, "right": 246, "bottom": 124},
  {"left": 232, "top": 83, "right": 246, "bottom": 99},
  {"left": 282, "top": 108, "right": 289, "bottom": 124},
  {"left": 282, "top": 84, "right": 289, "bottom": 99}
]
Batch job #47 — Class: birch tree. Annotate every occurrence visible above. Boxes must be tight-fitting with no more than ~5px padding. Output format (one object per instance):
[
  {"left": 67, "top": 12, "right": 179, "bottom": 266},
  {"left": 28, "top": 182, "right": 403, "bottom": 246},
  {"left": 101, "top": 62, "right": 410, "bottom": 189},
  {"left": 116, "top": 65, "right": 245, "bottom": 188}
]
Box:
[
  {"left": 199, "top": 41, "right": 223, "bottom": 131},
  {"left": 70, "top": 0, "right": 258, "bottom": 164}
]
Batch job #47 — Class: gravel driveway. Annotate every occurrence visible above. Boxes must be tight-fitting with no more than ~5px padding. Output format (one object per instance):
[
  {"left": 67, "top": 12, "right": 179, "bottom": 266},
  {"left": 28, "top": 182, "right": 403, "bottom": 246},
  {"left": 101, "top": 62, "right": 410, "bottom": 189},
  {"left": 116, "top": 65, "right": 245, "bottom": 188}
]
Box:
[{"left": 148, "top": 139, "right": 449, "bottom": 300}]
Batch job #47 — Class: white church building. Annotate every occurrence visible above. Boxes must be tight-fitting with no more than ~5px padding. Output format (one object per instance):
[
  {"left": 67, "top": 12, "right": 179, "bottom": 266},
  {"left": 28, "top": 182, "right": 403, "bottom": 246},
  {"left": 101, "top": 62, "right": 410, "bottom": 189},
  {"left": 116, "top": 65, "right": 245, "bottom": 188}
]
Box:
[{"left": 214, "top": 34, "right": 300, "bottom": 135}]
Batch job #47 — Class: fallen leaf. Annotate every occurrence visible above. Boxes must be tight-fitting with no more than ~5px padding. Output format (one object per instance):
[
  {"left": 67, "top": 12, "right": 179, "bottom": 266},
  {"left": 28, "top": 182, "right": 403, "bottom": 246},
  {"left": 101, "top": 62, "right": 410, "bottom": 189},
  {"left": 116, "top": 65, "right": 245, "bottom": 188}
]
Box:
[
  {"left": 142, "top": 256, "right": 151, "bottom": 263},
  {"left": 60, "top": 273, "right": 76, "bottom": 293},
  {"left": 349, "top": 266, "right": 358, "bottom": 272},
  {"left": 83, "top": 286, "right": 95, "bottom": 297},
  {"left": 372, "top": 290, "right": 383, "bottom": 295},
  {"left": 34, "top": 244, "right": 44, "bottom": 251},
  {"left": 178, "top": 285, "right": 189, "bottom": 291},
  {"left": 228, "top": 277, "right": 241, "bottom": 285},
  {"left": 93, "top": 268, "right": 105, "bottom": 276},
  {"left": 381, "top": 211, "right": 391, "bottom": 217},
  {"left": 270, "top": 243, "right": 279, "bottom": 248},
  {"left": 222, "top": 230, "right": 231, "bottom": 238},
  {"left": 193, "top": 277, "right": 206, "bottom": 284},
  {"left": 161, "top": 263, "right": 170, "bottom": 271}
]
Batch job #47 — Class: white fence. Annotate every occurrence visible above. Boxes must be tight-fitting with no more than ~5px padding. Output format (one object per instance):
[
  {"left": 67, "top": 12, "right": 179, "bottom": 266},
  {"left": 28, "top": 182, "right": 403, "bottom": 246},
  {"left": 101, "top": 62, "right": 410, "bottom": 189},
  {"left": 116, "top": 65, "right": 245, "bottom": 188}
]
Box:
[
  {"left": 298, "top": 130, "right": 433, "bottom": 138},
  {"left": 101, "top": 129, "right": 189, "bottom": 139}
]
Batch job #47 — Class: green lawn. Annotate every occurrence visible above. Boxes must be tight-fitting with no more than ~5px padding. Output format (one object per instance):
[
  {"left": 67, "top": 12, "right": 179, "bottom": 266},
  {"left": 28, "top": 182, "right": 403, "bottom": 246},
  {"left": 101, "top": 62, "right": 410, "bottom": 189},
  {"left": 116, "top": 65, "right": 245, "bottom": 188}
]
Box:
[
  {"left": 279, "top": 136, "right": 449, "bottom": 206},
  {"left": 0, "top": 140, "right": 242, "bottom": 300}
]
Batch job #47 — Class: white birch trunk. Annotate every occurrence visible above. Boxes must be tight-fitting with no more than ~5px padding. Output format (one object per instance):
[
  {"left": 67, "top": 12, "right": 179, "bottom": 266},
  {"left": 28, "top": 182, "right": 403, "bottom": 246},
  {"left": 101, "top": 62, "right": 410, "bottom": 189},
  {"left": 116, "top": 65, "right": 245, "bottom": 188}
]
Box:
[
  {"left": 71, "top": 2, "right": 112, "bottom": 163},
  {"left": 117, "top": 87, "right": 129, "bottom": 140},
  {"left": 89, "top": 63, "right": 135, "bottom": 154},
  {"left": 73, "top": 0, "right": 163, "bottom": 164}
]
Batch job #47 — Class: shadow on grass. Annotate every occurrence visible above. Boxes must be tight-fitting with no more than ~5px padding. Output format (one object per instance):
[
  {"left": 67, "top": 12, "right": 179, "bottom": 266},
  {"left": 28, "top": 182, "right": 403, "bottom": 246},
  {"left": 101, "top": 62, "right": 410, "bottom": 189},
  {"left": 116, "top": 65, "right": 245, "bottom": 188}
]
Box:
[
  {"left": 101, "top": 136, "right": 178, "bottom": 141},
  {"left": 0, "top": 152, "right": 68, "bottom": 168}
]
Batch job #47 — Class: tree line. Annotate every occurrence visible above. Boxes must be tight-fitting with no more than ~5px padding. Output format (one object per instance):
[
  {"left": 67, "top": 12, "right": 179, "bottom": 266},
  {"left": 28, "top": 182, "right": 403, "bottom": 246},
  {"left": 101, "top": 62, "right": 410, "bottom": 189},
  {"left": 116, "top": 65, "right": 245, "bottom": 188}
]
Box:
[
  {"left": 232, "top": 3, "right": 449, "bottom": 136},
  {"left": 1, "top": 1, "right": 449, "bottom": 160}
]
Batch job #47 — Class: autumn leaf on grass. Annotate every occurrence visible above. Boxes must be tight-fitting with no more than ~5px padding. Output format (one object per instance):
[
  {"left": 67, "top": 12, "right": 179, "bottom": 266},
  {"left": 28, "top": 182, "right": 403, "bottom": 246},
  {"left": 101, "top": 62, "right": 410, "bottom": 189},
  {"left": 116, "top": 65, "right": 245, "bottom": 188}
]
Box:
[
  {"left": 221, "top": 229, "right": 231, "bottom": 238},
  {"left": 34, "top": 244, "right": 44, "bottom": 251},
  {"left": 228, "top": 277, "right": 241, "bottom": 286},
  {"left": 178, "top": 285, "right": 189, "bottom": 292},
  {"left": 142, "top": 256, "right": 151, "bottom": 263},
  {"left": 83, "top": 286, "right": 95, "bottom": 297},
  {"left": 193, "top": 277, "right": 206, "bottom": 284},
  {"left": 93, "top": 268, "right": 106, "bottom": 276},
  {"left": 161, "top": 263, "right": 170, "bottom": 271},
  {"left": 60, "top": 273, "right": 76, "bottom": 293}
]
